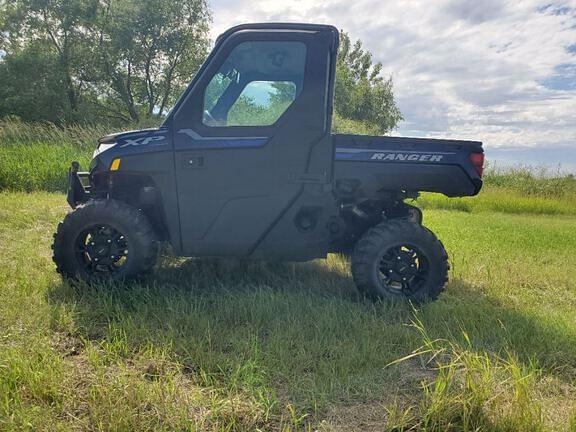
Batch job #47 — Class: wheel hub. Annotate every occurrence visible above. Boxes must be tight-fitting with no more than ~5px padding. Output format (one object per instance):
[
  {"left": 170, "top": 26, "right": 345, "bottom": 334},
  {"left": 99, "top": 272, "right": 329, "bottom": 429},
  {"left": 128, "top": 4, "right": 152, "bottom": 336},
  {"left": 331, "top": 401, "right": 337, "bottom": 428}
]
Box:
[
  {"left": 75, "top": 225, "right": 129, "bottom": 273},
  {"left": 377, "top": 245, "right": 429, "bottom": 294}
]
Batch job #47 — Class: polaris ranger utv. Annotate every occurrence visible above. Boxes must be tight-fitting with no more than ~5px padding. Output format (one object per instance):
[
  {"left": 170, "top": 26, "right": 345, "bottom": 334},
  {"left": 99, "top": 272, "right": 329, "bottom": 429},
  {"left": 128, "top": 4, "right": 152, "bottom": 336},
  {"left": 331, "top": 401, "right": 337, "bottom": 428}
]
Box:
[{"left": 52, "top": 23, "right": 484, "bottom": 301}]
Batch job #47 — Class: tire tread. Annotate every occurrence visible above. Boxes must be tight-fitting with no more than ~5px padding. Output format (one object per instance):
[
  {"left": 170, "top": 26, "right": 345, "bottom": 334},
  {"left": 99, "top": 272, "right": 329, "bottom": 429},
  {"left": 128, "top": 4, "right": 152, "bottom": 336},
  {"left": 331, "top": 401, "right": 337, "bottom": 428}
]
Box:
[
  {"left": 351, "top": 219, "right": 449, "bottom": 302},
  {"left": 52, "top": 199, "right": 158, "bottom": 282}
]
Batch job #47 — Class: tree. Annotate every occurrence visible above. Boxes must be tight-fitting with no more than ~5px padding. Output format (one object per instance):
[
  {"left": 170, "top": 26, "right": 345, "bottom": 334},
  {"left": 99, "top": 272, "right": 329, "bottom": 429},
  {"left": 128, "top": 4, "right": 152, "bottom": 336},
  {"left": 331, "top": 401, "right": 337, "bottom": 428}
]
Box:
[
  {"left": 89, "top": 0, "right": 210, "bottom": 121},
  {"left": 0, "top": 0, "right": 97, "bottom": 122},
  {"left": 0, "top": 0, "right": 210, "bottom": 124},
  {"left": 1, "top": 9, "right": 401, "bottom": 131},
  {"left": 334, "top": 32, "right": 403, "bottom": 135},
  {"left": 0, "top": 41, "right": 72, "bottom": 123}
]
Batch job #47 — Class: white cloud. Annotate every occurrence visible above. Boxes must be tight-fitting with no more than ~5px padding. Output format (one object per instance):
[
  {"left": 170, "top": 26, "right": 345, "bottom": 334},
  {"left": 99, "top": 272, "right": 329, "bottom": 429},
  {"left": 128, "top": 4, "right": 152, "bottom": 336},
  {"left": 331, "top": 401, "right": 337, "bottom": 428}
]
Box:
[{"left": 209, "top": 0, "right": 576, "bottom": 158}]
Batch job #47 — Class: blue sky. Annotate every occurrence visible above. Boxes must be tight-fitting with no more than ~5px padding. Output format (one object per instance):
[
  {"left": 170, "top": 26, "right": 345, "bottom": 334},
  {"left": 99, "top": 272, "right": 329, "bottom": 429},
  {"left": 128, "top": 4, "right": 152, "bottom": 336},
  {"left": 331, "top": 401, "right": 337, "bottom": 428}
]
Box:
[{"left": 210, "top": 0, "right": 576, "bottom": 172}]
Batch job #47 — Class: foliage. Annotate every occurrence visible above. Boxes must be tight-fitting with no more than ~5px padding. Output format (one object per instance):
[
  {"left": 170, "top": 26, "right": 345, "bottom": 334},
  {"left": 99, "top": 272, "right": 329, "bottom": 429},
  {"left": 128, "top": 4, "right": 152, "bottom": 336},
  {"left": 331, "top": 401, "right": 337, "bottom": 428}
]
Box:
[
  {"left": 89, "top": 0, "right": 210, "bottom": 121},
  {"left": 227, "top": 82, "right": 296, "bottom": 126},
  {"left": 0, "top": 42, "right": 78, "bottom": 123},
  {"left": 332, "top": 111, "right": 383, "bottom": 136},
  {"left": 0, "top": 0, "right": 210, "bottom": 124},
  {"left": 334, "top": 32, "right": 403, "bottom": 135},
  {"left": 0, "top": 3, "right": 403, "bottom": 133},
  {"left": 1, "top": 3, "right": 403, "bottom": 133}
]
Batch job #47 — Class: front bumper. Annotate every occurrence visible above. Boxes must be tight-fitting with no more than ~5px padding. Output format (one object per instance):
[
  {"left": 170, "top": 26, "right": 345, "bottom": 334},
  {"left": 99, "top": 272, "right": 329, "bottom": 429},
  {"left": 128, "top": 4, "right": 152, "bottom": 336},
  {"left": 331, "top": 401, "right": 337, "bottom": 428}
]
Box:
[{"left": 67, "top": 161, "right": 91, "bottom": 208}]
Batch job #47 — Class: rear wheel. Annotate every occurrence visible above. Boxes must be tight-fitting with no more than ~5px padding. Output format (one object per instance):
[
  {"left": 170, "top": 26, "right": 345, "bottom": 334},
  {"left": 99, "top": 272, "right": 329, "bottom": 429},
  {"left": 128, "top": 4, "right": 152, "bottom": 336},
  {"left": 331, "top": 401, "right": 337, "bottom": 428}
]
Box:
[
  {"left": 351, "top": 219, "right": 448, "bottom": 302},
  {"left": 52, "top": 199, "right": 158, "bottom": 282}
]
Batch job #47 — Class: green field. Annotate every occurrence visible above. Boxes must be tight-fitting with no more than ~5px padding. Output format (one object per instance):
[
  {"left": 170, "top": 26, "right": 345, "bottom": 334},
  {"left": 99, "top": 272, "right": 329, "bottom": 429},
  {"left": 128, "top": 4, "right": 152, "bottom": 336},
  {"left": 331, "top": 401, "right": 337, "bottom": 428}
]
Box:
[
  {"left": 1, "top": 121, "right": 576, "bottom": 430},
  {"left": 1, "top": 189, "right": 575, "bottom": 431}
]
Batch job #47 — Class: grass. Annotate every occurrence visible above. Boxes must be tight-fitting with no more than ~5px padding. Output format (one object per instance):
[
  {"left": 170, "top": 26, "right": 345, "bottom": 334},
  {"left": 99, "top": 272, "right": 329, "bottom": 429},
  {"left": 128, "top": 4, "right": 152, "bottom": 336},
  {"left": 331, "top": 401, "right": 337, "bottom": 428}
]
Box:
[
  {"left": 0, "top": 120, "right": 109, "bottom": 192},
  {"left": 484, "top": 165, "right": 576, "bottom": 198},
  {"left": 1, "top": 121, "right": 576, "bottom": 429},
  {"left": 417, "top": 165, "right": 576, "bottom": 216},
  {"left": 1, "top": 191, "right": 575, "bottom": 430},
  {"left": 417, "top": 187, "right": 576, "bottom": 216}
]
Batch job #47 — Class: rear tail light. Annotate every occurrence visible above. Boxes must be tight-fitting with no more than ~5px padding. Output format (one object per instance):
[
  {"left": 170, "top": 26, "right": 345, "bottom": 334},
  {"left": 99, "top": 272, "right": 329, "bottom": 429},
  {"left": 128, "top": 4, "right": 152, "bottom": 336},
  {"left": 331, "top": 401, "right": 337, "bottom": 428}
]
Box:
[{"left": 469, "top": 152, "right": 484, "bottom": 177}]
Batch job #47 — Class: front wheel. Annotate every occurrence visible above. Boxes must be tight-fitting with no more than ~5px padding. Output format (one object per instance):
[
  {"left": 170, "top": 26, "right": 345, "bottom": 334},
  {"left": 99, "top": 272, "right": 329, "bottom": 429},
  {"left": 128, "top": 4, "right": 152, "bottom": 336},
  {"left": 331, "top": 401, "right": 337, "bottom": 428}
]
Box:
[
  {"left": 52, "top": 199, "right": 159, "bottom": 283},
  {"left": 351, "top": 220, "right": 449, "bottom": 302}
]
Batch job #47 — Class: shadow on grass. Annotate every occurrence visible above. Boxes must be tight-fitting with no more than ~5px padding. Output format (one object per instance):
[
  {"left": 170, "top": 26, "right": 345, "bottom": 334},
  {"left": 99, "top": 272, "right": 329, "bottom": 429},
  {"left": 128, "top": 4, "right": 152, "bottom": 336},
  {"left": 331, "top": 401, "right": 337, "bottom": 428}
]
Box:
[{"left": 46, "top": 256, "right": 576, "bottom": 409}]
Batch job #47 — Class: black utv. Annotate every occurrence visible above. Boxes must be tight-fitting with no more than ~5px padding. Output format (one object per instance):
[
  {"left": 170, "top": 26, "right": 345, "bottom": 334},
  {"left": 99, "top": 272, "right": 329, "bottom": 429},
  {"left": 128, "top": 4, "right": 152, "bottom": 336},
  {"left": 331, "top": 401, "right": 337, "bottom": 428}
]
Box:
[{"left": 53, "top": 23, "right": 484, "bottom": 301}]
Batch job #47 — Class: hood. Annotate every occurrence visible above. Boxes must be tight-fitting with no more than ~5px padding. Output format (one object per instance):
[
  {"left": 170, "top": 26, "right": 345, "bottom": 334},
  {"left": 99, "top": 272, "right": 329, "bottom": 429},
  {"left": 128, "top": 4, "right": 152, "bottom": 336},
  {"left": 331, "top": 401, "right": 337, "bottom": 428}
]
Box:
[{"left": 93, "top": 128, "right": 170, "bottom": 159}]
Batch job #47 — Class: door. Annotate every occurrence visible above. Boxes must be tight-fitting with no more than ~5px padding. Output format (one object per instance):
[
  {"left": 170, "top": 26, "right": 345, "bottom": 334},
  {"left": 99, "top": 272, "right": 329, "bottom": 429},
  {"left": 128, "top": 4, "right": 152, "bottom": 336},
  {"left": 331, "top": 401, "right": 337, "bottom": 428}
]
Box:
[{"left": 171, "top": 25, "right": 338, "bottom": 256}]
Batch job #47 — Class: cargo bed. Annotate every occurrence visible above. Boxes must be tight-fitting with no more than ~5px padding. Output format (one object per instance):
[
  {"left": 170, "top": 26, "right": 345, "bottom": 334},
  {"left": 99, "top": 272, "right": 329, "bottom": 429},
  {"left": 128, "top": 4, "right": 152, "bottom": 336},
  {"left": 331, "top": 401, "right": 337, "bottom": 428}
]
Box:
[{"left": 333, "top": 134, "right": 484, "bottom": 197}]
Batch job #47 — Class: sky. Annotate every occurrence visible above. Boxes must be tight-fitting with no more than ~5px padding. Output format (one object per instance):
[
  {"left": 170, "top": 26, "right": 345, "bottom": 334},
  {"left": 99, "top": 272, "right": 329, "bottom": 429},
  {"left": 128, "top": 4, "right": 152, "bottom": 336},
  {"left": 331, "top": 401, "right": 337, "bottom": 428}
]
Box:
[{"left": 209, "top": 0, "right": 576, "bottom": 172}]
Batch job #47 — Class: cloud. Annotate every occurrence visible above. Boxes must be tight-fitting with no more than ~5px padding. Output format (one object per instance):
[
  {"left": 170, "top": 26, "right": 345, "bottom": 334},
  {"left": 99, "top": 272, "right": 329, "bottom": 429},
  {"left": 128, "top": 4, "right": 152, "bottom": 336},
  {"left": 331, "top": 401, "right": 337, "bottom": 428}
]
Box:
[
  {"left": 208, "top": 0, "right": 576, "bottom": 168},
  {"left": 443, "top": 0, "right": 507, "bottom": 24}
]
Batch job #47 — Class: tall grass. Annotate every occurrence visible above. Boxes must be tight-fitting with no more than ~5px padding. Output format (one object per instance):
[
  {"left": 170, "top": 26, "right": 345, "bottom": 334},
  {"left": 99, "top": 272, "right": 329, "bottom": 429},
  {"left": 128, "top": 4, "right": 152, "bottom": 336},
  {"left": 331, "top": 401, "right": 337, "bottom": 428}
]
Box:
[
  {"left": 387, "top": 317, "right": 544, "bottom": 431},
  {"left": 417, "top": 166, "right": 576, "bottom": 216},
  {"left": 0, "top": 119, "right": 108, "bottom": 192},
  {"left": 417, "top": 188, "right": 576, "bottom": 216},
  {"left": 484, "top": 165, "right": 576, "bottom": 198},
  {"left": 0, "top": 143, "right": 93, "bottom": 192},
  {"left": 0, "top": 118, "right": 110, "bottom": 147}
]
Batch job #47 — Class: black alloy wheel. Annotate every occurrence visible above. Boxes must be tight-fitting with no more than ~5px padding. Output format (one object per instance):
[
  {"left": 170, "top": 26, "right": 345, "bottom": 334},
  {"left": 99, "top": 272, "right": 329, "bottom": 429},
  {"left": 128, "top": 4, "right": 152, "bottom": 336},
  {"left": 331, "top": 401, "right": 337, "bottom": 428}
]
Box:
[
  {"left": 351, "top": 219, "right": 449, "bottom": 302},
  {"left": 75, "top": 224, "right": 129, "bottom": 276},
  {"left": 376, "top": 244, "right": 430, "bottom": 296},
  {"left": 53, "top": 199, "right": 158, "bottom": 283}
]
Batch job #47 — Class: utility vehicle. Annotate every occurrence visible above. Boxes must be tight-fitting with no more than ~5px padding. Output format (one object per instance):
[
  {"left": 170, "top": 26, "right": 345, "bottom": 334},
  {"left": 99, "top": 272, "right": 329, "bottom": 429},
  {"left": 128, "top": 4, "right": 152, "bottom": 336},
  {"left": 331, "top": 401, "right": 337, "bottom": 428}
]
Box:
[{"left": 53, "top": 23, "right": 484, "bottom": 301}]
